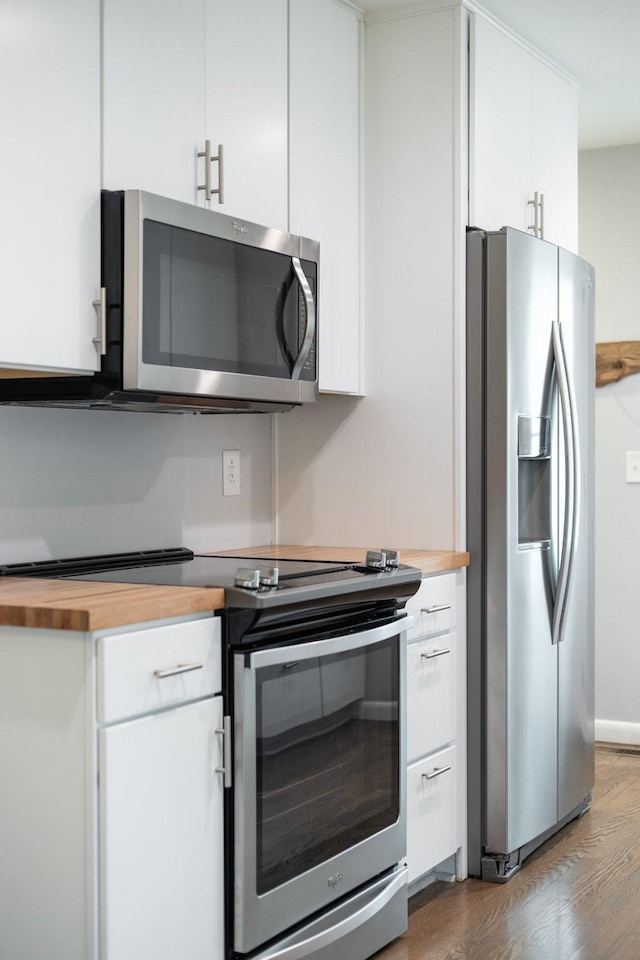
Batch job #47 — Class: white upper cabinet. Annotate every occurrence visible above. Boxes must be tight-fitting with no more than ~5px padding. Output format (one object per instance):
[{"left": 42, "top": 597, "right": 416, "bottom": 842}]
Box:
[
  {"left": 205, "top": 0, "right": 288, "bottom": 230},
  {"left": 530, "top": 56, "right": 578, "bottom": 252},
  {"left": 289, "top": 0, "right": 363, "bottom": 394},
  {"left": 102, "top": 0, "right": 206, "bottom": 204},
  {"left": 0, "top": 0, "right": 101, "bottom": 373},
  {"left": 470, "top": 13, "right": 578, "bottom": 252},
  {"left": 103, "top": 0, "right": 287, "bottom": 227},
  {"left": 470, "top": 15, "right": 531, "bottom": 236}
]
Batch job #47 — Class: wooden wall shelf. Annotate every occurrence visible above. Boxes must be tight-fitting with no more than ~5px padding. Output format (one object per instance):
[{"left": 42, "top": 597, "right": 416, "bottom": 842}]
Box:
[{"left": 596, "top": 341, "right": 640, "bottom": 387}]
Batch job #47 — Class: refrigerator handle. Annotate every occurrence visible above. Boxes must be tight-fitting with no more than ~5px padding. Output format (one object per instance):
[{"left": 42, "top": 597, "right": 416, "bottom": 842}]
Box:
[{"left": 551, "top": 321, "right": 580, "bottom": 645}]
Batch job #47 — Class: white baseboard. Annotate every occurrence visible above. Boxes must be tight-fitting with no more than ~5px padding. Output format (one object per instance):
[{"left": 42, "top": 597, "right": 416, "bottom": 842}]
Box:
[{"left": 595, "top": 719, "right": 640, "bottom": 745}]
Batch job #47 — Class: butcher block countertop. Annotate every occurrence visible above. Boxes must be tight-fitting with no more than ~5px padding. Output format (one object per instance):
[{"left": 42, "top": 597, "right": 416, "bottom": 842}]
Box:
[
  {"left": 0, "top": 545, "right": 467, "bottom": 632},
  {"left": 0, "top": 578, "right": 225, "bottom": 632},
  {"left": 213, "top": 545, "right": 470, "bottom": 576}
]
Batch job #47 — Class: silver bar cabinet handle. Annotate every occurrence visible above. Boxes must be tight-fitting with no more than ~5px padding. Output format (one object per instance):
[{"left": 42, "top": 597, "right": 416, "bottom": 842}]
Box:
[
  {"left": 92, "top": 287, "right": 106, "bottom": 356},
  {"left": 421, "top": 648, "right": 450, "bottom": 660},
  {"left": 421, "top": 602, "right": 451, "bottom": 614},
  {"left": 290, "top": 257, "right": 316, "bottom": 381},
  {"left": 197, "top": 139, "right": 212, "bottom": 201},
  {"left": 528, "top": 191, "right": 542, "bottom": 237},
  {"left": 216, "top": 715, "right": 232, "bottom": 788},
  {"left": 153, "top": 661, "right": 204, "bottom": 679},
  {"left": 198, "top": 140, "right": 224, "bottom": 203},
  {"left": 214, "top": 143, "right": 224, "bottom": 204},
  {"left": 422, "top": 765, "right": 451, "bottom": 781}
]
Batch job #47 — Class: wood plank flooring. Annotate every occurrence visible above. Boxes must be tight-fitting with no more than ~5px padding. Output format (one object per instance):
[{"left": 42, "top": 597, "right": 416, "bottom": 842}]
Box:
[{"left": 376, "top": 746, "right": 640, "bottom": 960}]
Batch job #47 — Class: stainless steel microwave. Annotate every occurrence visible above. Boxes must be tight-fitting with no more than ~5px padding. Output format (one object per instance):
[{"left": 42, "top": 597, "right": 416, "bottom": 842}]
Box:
[{"left": 0, "top": 190, "right": 319, "bottom": 413}]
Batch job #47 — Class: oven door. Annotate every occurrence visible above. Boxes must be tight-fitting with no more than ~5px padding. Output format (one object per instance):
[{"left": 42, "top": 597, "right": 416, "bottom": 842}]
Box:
[{"left": 233, "top": 616, "right": 408, "bottom": 955}]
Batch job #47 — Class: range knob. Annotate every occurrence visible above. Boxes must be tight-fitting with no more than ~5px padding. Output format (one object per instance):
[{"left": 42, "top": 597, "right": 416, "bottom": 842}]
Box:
[
  {"left": 258, "top": 566, "right": 279, "bottom": 588},
  {"left": 381, "top": 548, "right": 400, "bottom": 568},
  {"left": 234, "top": 567, "right": 261, "bottom": 590},
  {"left": 364, "top": 550, "right": 387, "bottom": 570}
]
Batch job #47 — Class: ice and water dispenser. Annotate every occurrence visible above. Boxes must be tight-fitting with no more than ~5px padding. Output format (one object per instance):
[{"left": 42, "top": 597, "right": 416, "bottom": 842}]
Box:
[{"left": 518, "top": 415, "right": 551, "bottom": 549}]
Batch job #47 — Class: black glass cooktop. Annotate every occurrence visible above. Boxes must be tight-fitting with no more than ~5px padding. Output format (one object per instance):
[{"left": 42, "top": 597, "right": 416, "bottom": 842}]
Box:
[{"left": 0, "top": 547, "right": 422, "bottom": 610}]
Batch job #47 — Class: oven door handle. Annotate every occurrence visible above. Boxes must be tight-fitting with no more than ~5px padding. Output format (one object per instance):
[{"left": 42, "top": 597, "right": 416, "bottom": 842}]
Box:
[{"left": 247, "top": 615, "right": 415, "bottom": 670}]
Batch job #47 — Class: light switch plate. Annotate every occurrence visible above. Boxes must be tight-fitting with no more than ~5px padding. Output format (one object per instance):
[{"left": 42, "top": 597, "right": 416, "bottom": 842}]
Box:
[{"left": 626, "top": 451, "right": 640, "bottom": 483}]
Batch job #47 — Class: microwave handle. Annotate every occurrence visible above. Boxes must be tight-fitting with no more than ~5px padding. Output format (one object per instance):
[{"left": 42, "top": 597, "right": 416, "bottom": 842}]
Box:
[{"left": 290, "top": 257, "right": 316, "bottom": 381}]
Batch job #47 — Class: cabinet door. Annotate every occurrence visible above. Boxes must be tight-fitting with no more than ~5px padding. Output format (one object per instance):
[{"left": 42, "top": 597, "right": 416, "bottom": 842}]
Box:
[
  {"left": 0, "top": 0, "right": 101, "bottom": 373},
  {"left": 290, "top": 0, "right": 363, "bottom": 395},
  {"left": 205, "top": 0, "right": 288, "bottom": 229},
  {"left": 99, "top": 697, "right": 224, "bottom": 960},
  {"left": 102, "top": 0, "right": 206, "bottom": 204},
  {"left": 407, "top": 745, "right": 457, "bottom": 882},
  {"left": 406, "top": 633, "right": 457, "bottom": 763},
  {"left": 470, "top": 14, "right": 531, "bottom": 234},
  {"left": 530, "top": 59, "right": 578, "bottom": 252}
]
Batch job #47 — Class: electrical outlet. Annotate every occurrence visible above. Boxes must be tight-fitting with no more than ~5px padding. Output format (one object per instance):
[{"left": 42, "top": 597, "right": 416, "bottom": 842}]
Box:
[
  {"left": 626, "top": 451, "right": 640, "bottom": 483},
  {"left": 223, "top": 450, "right": 240, "bottom": 496}
]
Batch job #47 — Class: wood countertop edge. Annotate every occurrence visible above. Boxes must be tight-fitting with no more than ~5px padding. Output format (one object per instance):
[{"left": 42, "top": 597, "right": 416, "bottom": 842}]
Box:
[{"left": 0, "top": 581, "right": 225, "bottom": 632}]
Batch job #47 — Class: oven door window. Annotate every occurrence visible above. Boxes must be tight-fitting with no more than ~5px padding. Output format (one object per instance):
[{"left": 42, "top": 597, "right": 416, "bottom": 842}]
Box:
[
  {"left": 254, "top": 635, "right": 399, "bottom": 895},
  {"left": 141, "top": 219, "right": 316, "bottom": 381}
]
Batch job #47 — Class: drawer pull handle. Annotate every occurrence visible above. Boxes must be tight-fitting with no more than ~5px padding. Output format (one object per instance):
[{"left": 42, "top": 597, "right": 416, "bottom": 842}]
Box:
[
  {"left": 153, "top": 661, "right": 204, "bottom": 679},
  {"left": 216, "top": 715, "right": 232, "bottom": 788},
  {"left": 421, "top": 603, "right": 451, "bottom": 614},
  {"left": 421, "top": 648, "right": 450, "bottom": 660},
  {"left": 422, "top": 764, "right": 451, "bottom": 781}
]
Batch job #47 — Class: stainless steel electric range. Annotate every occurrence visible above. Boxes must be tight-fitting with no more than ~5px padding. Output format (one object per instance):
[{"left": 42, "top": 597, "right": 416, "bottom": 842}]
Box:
[{"left": 2, "top": 546, "right": 421, "bottom": 960}]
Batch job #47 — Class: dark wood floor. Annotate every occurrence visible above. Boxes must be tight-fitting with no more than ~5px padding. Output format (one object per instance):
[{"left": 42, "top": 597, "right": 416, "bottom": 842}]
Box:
[{"left": 376, "top": 746, "right": 640, "bottom": 960}]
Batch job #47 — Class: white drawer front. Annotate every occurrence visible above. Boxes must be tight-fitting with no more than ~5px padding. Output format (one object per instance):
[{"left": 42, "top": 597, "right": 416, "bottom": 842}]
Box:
[
  {"left": 405, "top": 573, "right": 455, "bottom": 640},
  {"left": 407, "top": 745, "right": 457, "bottom": 882},
  {"left": 407, "top": 632, "right": 457, "bottom": 762},
  {"left": 98, "top": 617, "right": 221, "bottom": 723}
]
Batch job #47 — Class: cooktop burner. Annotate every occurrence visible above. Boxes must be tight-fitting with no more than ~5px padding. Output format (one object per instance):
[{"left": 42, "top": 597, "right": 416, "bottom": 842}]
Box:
[{"left": 0, "top": 547, "right": 421, "bottom": 610}]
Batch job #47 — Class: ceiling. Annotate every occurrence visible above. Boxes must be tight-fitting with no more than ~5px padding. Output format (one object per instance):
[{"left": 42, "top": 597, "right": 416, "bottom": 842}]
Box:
[{"left": 357, "top": 0, "right": 640, "bottom": 151}]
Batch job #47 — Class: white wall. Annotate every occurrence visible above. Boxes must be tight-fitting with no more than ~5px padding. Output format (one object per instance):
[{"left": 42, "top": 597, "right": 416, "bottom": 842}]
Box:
[
  {"left": 579, "top": 143, "right": 640, "bottom": 742},
  {"left": 0, "top": 406, "right": 273, "bottom": 563},
  {"left": 275, "top": 9, "right": 465, "bottom": 550}
]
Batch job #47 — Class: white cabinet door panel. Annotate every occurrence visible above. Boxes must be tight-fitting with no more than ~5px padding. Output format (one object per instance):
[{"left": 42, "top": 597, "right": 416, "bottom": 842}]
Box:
[
  {"left": 290, "top": 0, "right": 362, "bottom": 394},
  {"left": 405, "top": 573, "right": 456, "bottom": 641},
  {"left": 102, "top": 0, "right": 206, "bottom": 203},
  {"left": 407, "top": 632, "right": 457, "bottom": 762},
  {"left": 531, "top": 58, "right": 578, "bottom": 252},
  {"left": 407, "top": 745, "right": 457, "bottom": 882},
  {"left": 99, "top": 697, "right": 224, "bottom": 960},
  {"left": 470, "top": 14, "right": 531, "bottom": 235},
  {"left": 205, "top": 0, "right": 288, "bottom": 229},
  {"left": 97, "top": 616, "right": 221, "bottom": 723},
  {"left": 0, "top": 0, "right": 100, "bottom": 372}
]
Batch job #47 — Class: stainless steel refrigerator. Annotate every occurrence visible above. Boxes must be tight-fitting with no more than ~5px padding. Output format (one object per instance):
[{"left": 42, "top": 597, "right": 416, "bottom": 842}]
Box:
[{"left": 466, "top": 226, "right": 595, "bottom": 882}]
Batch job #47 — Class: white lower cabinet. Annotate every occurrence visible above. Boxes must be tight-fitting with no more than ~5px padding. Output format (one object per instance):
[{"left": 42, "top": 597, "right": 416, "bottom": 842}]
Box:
[
  {"left": 0, "top": 613, "right": 224, "bottom": 960},
  {"left": 99, "top": 697, "right": 224, "bottom": 960},
  {"left": 407, "top": 746, "right": 458, "bottom": 883},
  {"left": 97, "top": 615, "right": 224, "bottom": 960},
  {"left": 404, "top": 572, "right": 464, "bottom": 887}
]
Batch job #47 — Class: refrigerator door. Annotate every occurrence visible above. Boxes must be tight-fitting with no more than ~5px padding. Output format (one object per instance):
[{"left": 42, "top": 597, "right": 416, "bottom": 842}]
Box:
[
  {"left": 556, "top": 248, "right": 595, "bottom": 819},
  {"left": 484, "top": 228, "right": 559, "bottom": 855}
]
